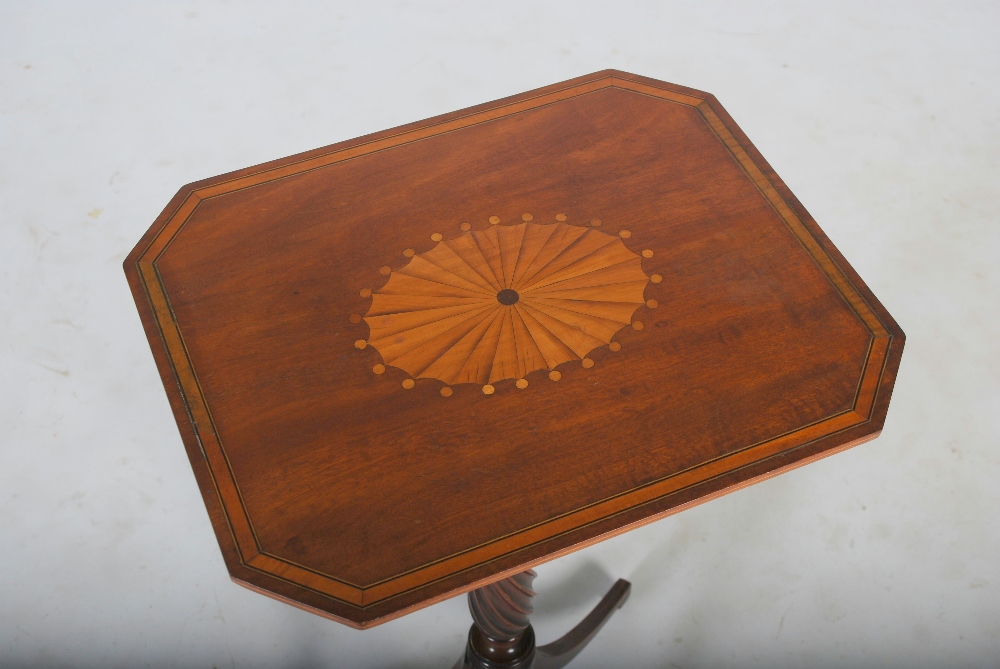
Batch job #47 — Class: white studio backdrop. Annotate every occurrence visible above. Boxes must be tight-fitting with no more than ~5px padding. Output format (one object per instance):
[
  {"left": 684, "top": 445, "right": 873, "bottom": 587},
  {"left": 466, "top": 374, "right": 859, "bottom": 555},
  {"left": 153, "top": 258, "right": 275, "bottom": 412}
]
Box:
[{"left": 1, "top": 1, "right": 998, "bottom": 667}]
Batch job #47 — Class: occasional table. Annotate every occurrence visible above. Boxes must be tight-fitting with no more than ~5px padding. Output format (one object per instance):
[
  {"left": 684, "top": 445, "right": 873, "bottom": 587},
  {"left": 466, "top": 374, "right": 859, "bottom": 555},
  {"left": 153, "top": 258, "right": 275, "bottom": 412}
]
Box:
[{"left": 125, "top": 70, "right": 904, "bottom": 667}]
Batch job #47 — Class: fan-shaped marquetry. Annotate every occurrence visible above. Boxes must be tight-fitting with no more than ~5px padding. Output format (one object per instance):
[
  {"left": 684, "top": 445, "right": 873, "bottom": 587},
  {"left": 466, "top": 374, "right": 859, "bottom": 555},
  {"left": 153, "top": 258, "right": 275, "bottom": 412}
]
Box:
[{"left": 363, "top": 221, "right": 650, "bottom": 386}]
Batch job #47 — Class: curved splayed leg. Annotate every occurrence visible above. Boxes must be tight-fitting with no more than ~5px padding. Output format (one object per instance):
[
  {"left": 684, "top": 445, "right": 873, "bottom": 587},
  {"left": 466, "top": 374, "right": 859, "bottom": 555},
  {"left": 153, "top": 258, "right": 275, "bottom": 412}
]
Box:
[{"left": 533, "top": 579, "right": 631, "bottom": 669}]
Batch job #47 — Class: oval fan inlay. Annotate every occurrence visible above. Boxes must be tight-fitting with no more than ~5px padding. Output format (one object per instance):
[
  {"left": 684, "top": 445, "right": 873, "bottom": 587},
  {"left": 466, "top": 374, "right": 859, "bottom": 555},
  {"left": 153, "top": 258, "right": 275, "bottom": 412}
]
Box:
[{"left": 363, "top": 220, "right": 650, "bottom": 387}]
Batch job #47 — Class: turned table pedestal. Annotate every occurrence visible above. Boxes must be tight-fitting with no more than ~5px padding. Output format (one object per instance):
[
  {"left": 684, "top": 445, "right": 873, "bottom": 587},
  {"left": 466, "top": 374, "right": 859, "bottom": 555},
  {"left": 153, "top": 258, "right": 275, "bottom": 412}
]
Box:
[{"left": 455, "top": 571, "right": 630, "bottom": 669}]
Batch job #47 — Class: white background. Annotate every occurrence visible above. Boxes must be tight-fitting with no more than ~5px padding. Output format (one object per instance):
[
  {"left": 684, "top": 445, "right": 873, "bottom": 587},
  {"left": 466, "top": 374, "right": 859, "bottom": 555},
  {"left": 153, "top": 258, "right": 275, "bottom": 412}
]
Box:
[{"left": 2, "top": 2, "right": 998, "bottom": 667}]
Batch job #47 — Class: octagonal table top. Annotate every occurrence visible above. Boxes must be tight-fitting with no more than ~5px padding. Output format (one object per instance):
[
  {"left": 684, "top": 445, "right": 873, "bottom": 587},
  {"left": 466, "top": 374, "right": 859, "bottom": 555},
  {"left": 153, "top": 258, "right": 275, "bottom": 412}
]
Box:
[{"left": 125, "top": 70, "right": 904, "bottom": 628}]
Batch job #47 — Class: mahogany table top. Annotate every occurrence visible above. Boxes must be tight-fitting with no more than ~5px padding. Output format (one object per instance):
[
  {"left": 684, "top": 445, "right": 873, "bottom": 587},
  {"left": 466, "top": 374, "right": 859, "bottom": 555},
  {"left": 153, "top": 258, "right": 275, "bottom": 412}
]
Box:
[{"left": 125, "top": 70, "right": 904, "bottom": 628}]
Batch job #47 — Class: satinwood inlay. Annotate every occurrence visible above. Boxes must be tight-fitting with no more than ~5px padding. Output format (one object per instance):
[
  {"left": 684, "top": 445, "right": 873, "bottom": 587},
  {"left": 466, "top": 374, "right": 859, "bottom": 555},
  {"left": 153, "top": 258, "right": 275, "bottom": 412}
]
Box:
[{"left": 361, "top": 220, "right": 650, "bottom": 389}]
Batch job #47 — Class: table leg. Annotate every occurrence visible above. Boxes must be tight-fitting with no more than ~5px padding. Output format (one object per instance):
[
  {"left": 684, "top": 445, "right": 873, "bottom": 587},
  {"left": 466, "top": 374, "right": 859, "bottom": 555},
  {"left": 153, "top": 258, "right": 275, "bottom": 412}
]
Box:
[{"left": 453, "top": 570, "right": 631, "bottom": 669}]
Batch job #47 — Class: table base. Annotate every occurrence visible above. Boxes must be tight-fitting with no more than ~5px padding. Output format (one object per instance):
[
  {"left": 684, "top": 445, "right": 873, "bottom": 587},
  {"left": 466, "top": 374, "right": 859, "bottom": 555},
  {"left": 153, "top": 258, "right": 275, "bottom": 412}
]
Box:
[{"left": 452, "top": 571, "right": 631, "bottom": 669}]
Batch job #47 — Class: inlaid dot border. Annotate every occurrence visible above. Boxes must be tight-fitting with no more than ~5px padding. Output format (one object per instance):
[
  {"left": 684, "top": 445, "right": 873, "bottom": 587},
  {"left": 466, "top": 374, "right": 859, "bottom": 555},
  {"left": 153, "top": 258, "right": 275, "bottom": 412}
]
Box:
[{"left": 350, "top": 210, "right": 663, "bottom": 396}]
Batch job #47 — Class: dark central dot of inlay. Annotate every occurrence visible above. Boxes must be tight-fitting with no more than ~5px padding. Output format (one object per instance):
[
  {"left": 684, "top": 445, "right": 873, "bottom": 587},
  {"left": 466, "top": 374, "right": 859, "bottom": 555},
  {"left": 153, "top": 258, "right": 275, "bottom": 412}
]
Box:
[{"left": 496, "top": 289, "right": 520, "bottom": 306}]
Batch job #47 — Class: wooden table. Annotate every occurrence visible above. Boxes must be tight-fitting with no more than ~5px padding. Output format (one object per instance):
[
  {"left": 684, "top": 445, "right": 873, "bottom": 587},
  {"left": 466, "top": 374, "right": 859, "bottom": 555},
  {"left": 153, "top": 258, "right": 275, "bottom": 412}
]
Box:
[{"left": 125, "top": 70, "right": 904, "bottom": 667}]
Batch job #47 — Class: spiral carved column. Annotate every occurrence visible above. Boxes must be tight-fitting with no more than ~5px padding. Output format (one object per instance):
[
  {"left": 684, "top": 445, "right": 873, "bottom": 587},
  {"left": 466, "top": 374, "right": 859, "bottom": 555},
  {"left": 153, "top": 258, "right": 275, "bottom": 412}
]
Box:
[{"left": 465, "top": 570, "right": 538, "bottom": 668}]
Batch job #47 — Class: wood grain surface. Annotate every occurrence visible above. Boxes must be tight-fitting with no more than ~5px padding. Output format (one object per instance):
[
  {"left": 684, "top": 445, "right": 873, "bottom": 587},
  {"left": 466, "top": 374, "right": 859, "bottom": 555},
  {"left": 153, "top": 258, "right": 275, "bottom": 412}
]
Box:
[{"left": 124, "top": 69, "right": 905, "bottom": 628}]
